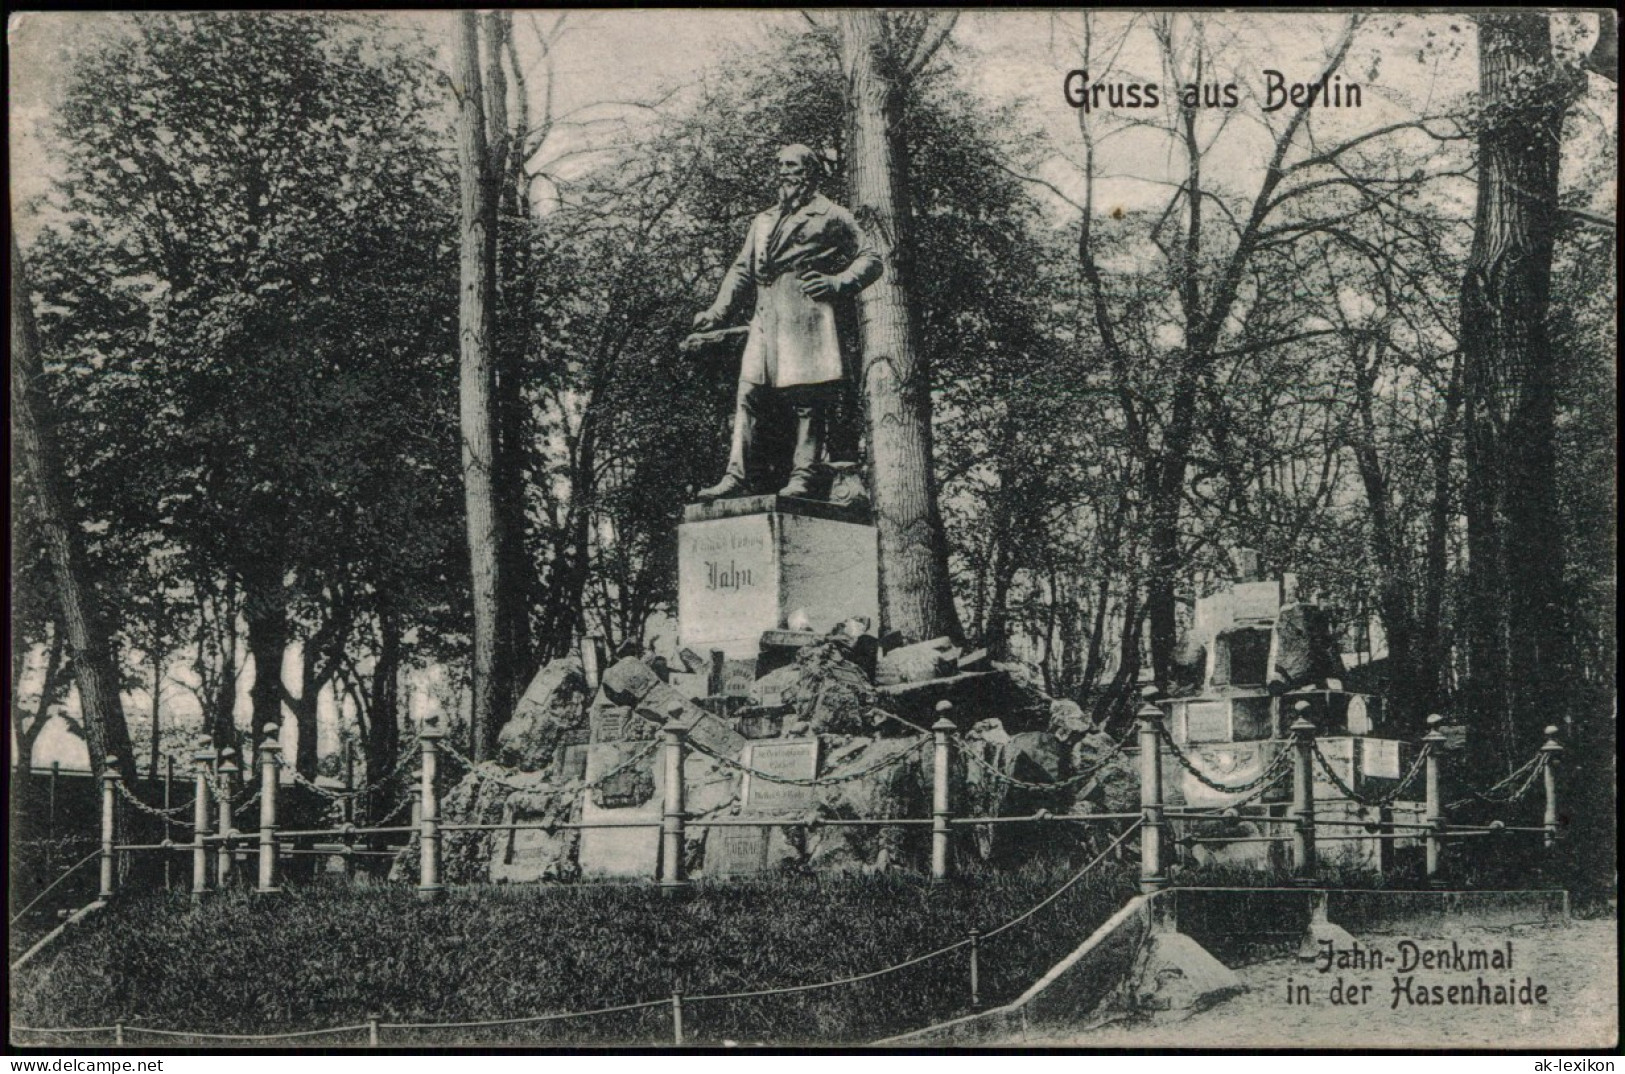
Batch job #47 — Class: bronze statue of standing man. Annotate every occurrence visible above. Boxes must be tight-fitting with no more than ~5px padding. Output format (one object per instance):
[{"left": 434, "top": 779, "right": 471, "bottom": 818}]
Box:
[{"left": 690, "top": 144, "right": 882, "bottom": 501}]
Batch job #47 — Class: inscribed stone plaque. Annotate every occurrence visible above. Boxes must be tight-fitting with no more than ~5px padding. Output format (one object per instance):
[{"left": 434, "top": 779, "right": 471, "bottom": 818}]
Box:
[
  {"left": 1361, "top": 737, "right": 1400, "bottom": 779},
  {"left": 592, "top": 707, "right": 628, "bottom": 743},
  {"left": 707, "top": 824, "right": 770, "bottom": 878},
  {"left": 677, "top": 504, "right": 880, "bottom": 660},
  {"left": 1185, "top": 700, "right": 1231, "bottom": 743},
  {"left": 721, "top": 658, "right": 757, "bottom": 698},
  {"left": 741, "top": 740, "right": 819, "bottom": 812},
  {"left": 678, "top": 514, "right": 777, "bottom": 657},
  {"left": 578, "top": 743, "right": 661, "bottom": 878},
  {"left": 554, "top": 743, "right": 589, "bottom": 783}
]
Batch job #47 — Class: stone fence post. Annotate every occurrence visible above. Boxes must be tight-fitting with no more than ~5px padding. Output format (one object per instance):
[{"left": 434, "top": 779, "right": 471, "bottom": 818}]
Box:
[
  {"left": 217, "top": 750, "right": 239, "bottom": 888},
  {"left": 100, "top": 758, "right": 119, "bottom": 901},
  {"left": 192, "top": 740, "right": 214, "bottom": 902},
  {"left": 660, "top": 717, "right": 689, "bottom": 891},
  {"left": 1540, "top": 725, "right": 1562, "bottom": 849},
  {"left": 1137, "top": 702, "right": 1167, "bottom": 893},
  {"left": 257, "top": 725, "right": 282, "bottom": 895},
  {"left": 417, "top": 724, "right": 444, "bottom": 901},
  {"left": 1422, "top": 714, "right": 1446, "bottom": 884},
  {"left": 931, "top": 703, "right": 955, "bottom": 884},
  {"left": 1290, "top": 702, "right": 1317, "bottom": 881}
]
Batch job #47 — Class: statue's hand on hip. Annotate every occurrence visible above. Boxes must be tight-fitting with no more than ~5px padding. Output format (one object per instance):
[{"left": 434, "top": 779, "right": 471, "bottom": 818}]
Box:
[{"left": 797, "top": 271, "right": 840, "bottom": 301}]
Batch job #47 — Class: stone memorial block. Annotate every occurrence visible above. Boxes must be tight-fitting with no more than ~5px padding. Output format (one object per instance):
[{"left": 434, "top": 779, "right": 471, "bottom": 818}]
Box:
[
  {"left": 1346, "top": 694, "right": 1372, "bottom": 735},
  {"left": 740, "top": 739, "right": 820, "bottom": 813},
  {"left": 578, "top": 743, "right": 662, "bottom": 878},
  {"left": 1230, "top": 580, "right": 1282, "bottom": 622},
  {"left": 1231, "top": 695, "right": 1273, "bottom": 741},
  {"left": 1194, "top": 591, "right": 1234, "bottom": 641},
  {"left": 679, "top": 497, "right": 879, "bottom": 660},
  {"left": 707, "top": 824, "right": 771, "bottom": 878},
  {"left": 677, "top": 708, "right": 748, "bottom": 760},
  {"left": 492, "top": 812, "right": 576, "bottom": 883}
]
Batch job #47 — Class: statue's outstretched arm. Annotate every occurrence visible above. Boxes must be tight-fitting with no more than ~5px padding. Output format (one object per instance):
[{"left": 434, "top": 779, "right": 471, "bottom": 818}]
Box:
[{"left": 696, "top": 221, "right": 758, "bottom": 329}]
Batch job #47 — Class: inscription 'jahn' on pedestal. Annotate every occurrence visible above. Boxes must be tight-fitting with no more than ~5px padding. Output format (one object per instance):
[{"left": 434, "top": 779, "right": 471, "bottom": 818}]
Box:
[{"left": 706, "top": 560, "right": 754, "bottom": 591}]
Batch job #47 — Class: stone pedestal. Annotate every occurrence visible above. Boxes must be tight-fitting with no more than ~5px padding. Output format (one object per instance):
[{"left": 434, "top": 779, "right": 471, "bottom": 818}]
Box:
[{"left": 678, "top": 495, "right": 879, "bottom": 661}]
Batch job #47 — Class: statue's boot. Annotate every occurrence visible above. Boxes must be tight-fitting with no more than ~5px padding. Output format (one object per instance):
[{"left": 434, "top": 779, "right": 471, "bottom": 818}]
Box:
[
  {"left": 778, "top": 394, "right": 829, "bottom": 499},
  {"left": 698, "top": 380, "right": 773, "bottom": 503},
  {"left": 696, "top": 474, "right": 749, "bottom": 502}
]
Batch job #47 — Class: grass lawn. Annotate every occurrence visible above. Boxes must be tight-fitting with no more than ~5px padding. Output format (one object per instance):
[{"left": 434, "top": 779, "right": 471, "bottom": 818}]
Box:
[{"left": 11, "top": 861, "right": 1138, "bottom": 1047}]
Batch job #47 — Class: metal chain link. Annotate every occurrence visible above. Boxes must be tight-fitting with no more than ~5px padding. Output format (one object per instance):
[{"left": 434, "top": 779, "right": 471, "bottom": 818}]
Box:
[
  {"left": 372, "top": 791, "right": 416, "bottom": 827},
  {"left": 277, "top": 743, "right": 419, "bottom": 801},
  {"left": 1157, "top": 723, "right": 1295, "bottom": 795},
  {"left": 112, "top": 778, "right": 196, "bottom": 819},
  {"left": 686, "top": 735, "right": 928, "bottom": 786},
  {"left": 1446, "top": 751, "right": 1546, "bottom": 812},
  {"left": 1311, "top": 740, "right": 1430, "bottom": 809},
  {"left": 951, "top": 725, "right": 1133, "bottom": 792},
  {"left": 439, "top": 737, "right": 664, "bottom": 793},
  {"left": 1218, "top": 758, "right": 1295, "bottom": 811},
  {"left": 232, "top": 784, "right": 264, "bottom": 818}
]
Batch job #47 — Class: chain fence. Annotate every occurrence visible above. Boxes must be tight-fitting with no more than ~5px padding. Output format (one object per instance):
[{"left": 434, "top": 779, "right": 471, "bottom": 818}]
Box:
[
  {"left": 12, "top": 818, "right": 1140, "bottom": 1046},
  {"left": 439, "top": 737, "right": 663, "bottom": 794},
  {"left": 685, "top": 734, "right": 928, "bottom": 787},
  {"left": 1446, "top": 751, "right": 1547, "bottom": 812},
  {"left": 951, "top": 724, "right": 1134, "bottom": 792},
  {"left": 1311, "top": 740, "right": 1431, "bottom": 809},
  {"left": 1158, "top": 723, "right": 1296, "bottom": 798},
  {"left": 112, "top": 780, "right": 195, "bottom": 820}
]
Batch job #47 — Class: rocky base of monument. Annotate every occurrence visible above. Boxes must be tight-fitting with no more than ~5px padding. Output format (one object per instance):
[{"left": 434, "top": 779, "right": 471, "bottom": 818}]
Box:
[{"left": 419, "top": 633, "right": 1139, "bottom": 884}]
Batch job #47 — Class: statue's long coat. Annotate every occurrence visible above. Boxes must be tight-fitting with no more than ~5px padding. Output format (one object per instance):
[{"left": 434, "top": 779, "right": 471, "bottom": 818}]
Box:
[{"left": 706, "top": 193, "right": 883, "bottom": 388}]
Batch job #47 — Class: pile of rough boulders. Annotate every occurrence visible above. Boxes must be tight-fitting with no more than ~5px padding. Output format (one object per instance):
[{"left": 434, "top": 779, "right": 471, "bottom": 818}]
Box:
[{"left": 428, "top": 628, "right": 1139, "bottom": 883}]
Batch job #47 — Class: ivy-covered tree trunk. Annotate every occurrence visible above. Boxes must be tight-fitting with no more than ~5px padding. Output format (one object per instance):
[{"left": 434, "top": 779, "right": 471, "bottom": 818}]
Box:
[
  {"left": 456, "top": 11, "right": 507, "bottom": 760},
  {"left": 1460, "top": 13, "right": 1568, "bottom": 773},
  {"left": 10, "top": 235, "right": 137, "bottom": 782},
  {"left": 838, "top": 10, "right": 963, "bottom": 645}
]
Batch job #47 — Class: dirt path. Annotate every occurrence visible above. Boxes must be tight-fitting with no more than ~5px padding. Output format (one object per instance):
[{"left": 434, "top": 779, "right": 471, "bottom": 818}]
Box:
[{"left": 1015, "top": 917, "right": 1617, "bottom": 1050}]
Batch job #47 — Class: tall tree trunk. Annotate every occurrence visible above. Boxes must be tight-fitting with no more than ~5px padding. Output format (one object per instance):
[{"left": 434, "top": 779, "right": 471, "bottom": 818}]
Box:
[
  {"left": 1349, "top": 339, "right": 1423, "bottom": 731},
  {"left": 366, "top": 605, "right": 402, "bottom": 818},
  {"left": 243, "top": 556, "right": 287, "bottom": 752},
  {"left": 483, "top": 11, "right": 537, "bottom": 706},
  {"left": 1460, "top": 13, "right": 1566, "bottom": 774},
  {"left": 10, "top": 235, "right": 136, "bottom": 783},
  {"left": 1416, "top": 352, "right": 1464, "bottom": 722},
  {"left": 148, "top": 650, "right": 163, "bottom": 780},
  {"left": 838, "top": 11, "right": 962, "bottom": 645},
  {"left": 294, "top": 647, "right": 321, "bottom": 779},
  {"left": 456, "top": 11, "right": 506, "bottom": 760}
]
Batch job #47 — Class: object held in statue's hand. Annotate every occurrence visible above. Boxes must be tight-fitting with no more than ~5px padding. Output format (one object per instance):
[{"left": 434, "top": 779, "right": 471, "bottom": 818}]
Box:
[{"left": 680, "top": 325, "right": 751, "bottom": 354}]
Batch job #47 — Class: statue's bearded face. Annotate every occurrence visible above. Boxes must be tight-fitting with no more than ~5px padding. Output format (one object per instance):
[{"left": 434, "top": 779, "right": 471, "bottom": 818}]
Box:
[{"left": 777, "top": 153, "right": 816, "bottom": 210}]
